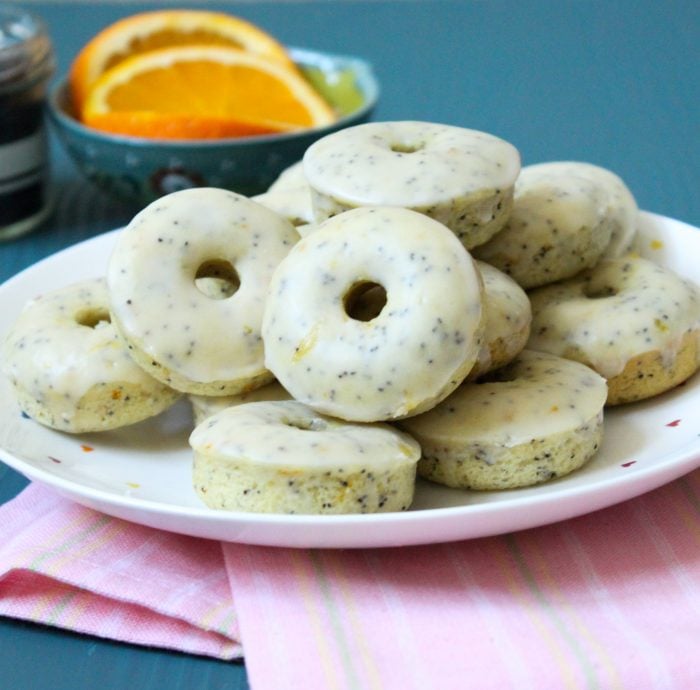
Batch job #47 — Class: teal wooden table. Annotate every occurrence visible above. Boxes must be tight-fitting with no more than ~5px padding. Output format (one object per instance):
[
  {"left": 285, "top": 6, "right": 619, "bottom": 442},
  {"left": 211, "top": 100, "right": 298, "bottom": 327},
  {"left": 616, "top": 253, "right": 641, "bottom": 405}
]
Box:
[{"left": 1, "top": 1, "right": 698, "bottom": 687}]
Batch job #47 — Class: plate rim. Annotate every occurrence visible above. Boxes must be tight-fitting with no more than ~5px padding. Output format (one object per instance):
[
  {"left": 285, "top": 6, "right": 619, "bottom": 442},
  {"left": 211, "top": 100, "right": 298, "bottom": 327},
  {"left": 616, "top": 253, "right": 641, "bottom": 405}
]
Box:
[{"left": 1, "top": 210, "right": 699, "bottom": 547}]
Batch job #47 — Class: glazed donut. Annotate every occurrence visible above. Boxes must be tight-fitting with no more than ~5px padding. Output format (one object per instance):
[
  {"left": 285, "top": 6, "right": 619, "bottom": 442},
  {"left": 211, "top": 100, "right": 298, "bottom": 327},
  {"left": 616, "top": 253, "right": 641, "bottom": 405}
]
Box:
[
  {"left": 303, "top": 121, "right": 521, "bottom": 249},
  {"left": 468, "top": 261, "right": 532, "bottom": 380},
  {"left": 257, "top": 161, "right": 315, "bottom": 236},
  {"left": 189, "top": 400, "right": 421, "bottom": 514},
  {"left": 262, "top": 206, "right": 485, "bottom": 422},
  {"left": 1, "top": 279, "right": 181, "bottom": 433},
  {"left": 335, "top": 260, "right": 530, "bottom": 382},
  {"left": 474, "top": 162, "right": 620, "bottom": 288},
  {"left": 399, "top": 350, "right": 608, "bottom": 490},
  {"left": 107, "top": 187, "right": 299, "bottom": 396},
  {"left": 344, "top": 260, "right": 530, "bottom": 381},
  {"left": 540, "top": 161, "right": 638, "bottom": 258},
  {"left": 252, "top": 186, "right": 314, "bottom": 228},
  {"left": 189, "top": 380, "right": 292, "bottom": 426},
  {"left": 267, "top": 160, "right": 306, "bottom": 192},
  {"left": 527, "top": 256, "right": 700, "bottom": 405}
]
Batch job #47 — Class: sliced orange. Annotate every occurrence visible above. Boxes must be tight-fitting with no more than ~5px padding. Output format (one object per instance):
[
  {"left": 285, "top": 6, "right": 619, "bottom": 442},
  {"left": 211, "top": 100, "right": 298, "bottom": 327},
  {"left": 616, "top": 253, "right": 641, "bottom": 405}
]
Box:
[
  {"left": 81, "top": 45, "right": 337, "bottom": 139},
  {"left": 70, "top": 9, "right": 295, "bottom": 108}
]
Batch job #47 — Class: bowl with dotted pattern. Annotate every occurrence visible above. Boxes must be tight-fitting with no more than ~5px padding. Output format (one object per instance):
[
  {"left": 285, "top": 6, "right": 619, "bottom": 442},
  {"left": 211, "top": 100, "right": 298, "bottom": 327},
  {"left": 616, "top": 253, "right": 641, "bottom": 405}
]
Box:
[{"left": 47, "top": 47, "right": 379, "bottom": 205}]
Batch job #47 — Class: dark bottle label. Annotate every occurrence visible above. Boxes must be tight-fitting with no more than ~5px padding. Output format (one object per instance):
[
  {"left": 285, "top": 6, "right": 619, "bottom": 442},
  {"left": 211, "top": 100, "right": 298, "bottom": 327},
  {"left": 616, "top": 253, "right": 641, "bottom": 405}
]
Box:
[{"left": 0, "top": 99, "right": 48, "bottom": 228}]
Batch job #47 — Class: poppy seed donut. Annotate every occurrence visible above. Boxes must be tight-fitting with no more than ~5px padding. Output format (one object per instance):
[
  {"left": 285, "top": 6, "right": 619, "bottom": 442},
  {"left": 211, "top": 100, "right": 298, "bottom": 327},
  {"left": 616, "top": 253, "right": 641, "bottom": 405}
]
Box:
[
  {"left": 189, "top": 400, "right": 421, "bottom": 514},
  {"left": 262, "top": 206, "right": 485, "bottom": 422},
  {"left": 468, "top": 261, "right": 532, "bottom": 380},
  {"left": 399, "top": 350, "right": 607, "bottom": 490},
  {"left": 535, "top": 161, "right": 638, "bottom": 259},
  {"left": 2, "top": 279, "right": 181, "bottom": 432},
  {"left": 303, "top": 121, "right": 521, "bottom": 249},
  {"left": 189, "top": 380, "right": 292, "bottom": 426},
  {"left": 527, "top": 256, "right": 700, "bottom": 405},
  {"left": 338, "top": 260, "right": 531, "bottom": 382},
  {"left": 258, "top": 160, "right": 314, "bottom": 229},
  {"left": 267, "top": 160, "right": 306, "bottom": 192},
  {"left": 107, "top": 187, "right": 299, "bottom": 396},
  {"left": 253, "top": 187, "right": 314, "bottom": 229},
  {"left": 474, "top": 163, "right": 619, "bottom": 289}
]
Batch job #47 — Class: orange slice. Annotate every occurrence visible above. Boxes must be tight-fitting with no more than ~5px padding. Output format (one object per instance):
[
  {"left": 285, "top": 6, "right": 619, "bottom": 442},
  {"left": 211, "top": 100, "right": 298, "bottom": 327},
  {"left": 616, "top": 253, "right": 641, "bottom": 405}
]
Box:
[
  {"left": 70, "top": 9, "right": 295, "bottom": 108},
  {"left": 81, "top": 45, "right": 337, "bottom": 140}
]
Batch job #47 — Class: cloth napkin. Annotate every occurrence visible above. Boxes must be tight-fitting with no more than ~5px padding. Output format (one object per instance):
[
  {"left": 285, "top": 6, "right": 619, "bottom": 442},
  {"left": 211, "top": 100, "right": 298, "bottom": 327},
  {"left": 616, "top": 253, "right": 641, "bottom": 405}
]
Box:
[
  {"left": 0, "top": 483, "right": 241, "bottom": 659},
  {"left": 2, "top": 472, "right": 700, "bottom": 690}
]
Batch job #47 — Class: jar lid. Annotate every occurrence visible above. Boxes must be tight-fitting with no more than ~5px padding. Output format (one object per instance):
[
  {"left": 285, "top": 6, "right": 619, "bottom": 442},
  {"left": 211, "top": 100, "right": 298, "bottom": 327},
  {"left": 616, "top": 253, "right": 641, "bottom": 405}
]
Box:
[{"left": 0, "top": 5, "right": 53, "bottom": 90}]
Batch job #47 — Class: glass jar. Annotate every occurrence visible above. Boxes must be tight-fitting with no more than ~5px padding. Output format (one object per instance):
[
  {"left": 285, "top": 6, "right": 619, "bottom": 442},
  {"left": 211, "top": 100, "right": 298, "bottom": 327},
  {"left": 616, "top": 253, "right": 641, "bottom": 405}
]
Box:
[{"left": 0, "top": 5, "right": 54, "bottom": 241}]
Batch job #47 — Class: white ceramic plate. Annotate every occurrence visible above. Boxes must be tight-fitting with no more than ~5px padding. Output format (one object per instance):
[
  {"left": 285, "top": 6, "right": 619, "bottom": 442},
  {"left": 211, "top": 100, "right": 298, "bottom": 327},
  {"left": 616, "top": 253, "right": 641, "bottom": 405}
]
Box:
[{"left": 1, "top": 212, "right": 699, "bottom": 548}]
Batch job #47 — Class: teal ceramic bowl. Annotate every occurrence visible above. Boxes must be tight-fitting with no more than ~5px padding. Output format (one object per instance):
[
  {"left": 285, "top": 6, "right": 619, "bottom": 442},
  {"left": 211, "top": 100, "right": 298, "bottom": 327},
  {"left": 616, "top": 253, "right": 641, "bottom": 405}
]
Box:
[{"left": 47, "top": 47, "right": 379, "bottom": 204}]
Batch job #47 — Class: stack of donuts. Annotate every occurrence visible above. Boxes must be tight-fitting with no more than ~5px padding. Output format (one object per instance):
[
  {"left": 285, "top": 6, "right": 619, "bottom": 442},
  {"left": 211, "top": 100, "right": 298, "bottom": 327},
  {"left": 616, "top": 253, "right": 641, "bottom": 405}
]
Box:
[{"left": 4, "top": 121, "right": 700, "bottom": 515}]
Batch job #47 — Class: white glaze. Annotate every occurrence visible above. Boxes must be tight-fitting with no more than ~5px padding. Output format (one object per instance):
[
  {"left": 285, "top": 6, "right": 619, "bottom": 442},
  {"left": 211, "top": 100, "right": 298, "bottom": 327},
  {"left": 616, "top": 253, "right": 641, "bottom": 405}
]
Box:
[
  {"left": 262, "top": 206, "right": 484, "bottom": 421},
  {"left": 190, "top": 400, "right": 420, "bottom": 472},
  {"left": 473, "top": 163, "right": 613, "bottom": 288},
  {"left": 472, "top": 261, "right": 531, "bottom": 376},
  {"left": 189, "top": 380, "right": 292, "bottom": 425},
  {"left": 267, "top": 160, "right": 306, "bottom": 192},
  {"left": 528, "top": 256, "right": 700, "bottom": 378},
  {"left": 253, "top": 186, "right": 314, "bottom": 227},
  {"left": 190, "top": 400, "right": 421, "bottom": 514},
  {"left": 401, "top": 350, "right": 607, "bottom": 448},
  {"left": 2, "top": 279, "right": 179, "bottom": 429},
  {"left": 303, "top": 121, "right": 520, "bottom": 248},
  {"left": 303, "top": 121, "right": 520, "bottom": 208},
  {"left": 525, "top": 161, "right": 638, "bottom": 258},
  {"left": 107, "top": 188, "right": 299, "bottom": 393}
]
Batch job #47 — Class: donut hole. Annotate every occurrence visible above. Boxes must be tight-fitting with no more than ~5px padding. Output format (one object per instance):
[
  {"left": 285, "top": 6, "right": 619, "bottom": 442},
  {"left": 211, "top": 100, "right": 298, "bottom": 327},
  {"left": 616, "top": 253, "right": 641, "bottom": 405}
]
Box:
[
  {"left": 343, "top": 281, "right": 387, "bottom": 322},
  {"left": 283, "top": 417, "right": 327, "bottom": 432},
  {"left": 390, "top": 141, "right": 424, "bottom": 154},
  {"left": 477, "top": 363, "right": 520, "bottom": 384},
  {"left": 75, "top": 308, "right": 111, "bottom": 329},
  {"left": 195, "top": 259, "right": 240, "bottom": 299},
  {"left": 584, "top": 283, "right": 618, "bottom": 299}
]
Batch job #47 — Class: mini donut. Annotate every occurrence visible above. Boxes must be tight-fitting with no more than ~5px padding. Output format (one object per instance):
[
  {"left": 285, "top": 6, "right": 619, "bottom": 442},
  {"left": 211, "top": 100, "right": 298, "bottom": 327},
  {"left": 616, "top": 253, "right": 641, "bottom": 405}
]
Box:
[
  {"left": 189, "top": 400, "right": 421, "bottom": 514},
  {"left": 473, "top": 162, "right": 619, "bottom": 289},
  {"left": 468, "top": 261, "right": 532, "bottom": 380},
  {"left": 399, "top": 350, "right": 608, "bottom": 490},
  {"left": 189, "top": 380, "right": 292, "bottom": 426},
  {"left": 252, "top": 186, "right": 314, "bottom": 228},
  {"left": 2, "top": 279, "right": 181, "bottom": 433},
  {"left": 303, "top": 121, "right": 521, "bottom": 249},
  {"left": 262, "top": 206, "right": 485, "bottom": 422},
  {"left": 540, "top": 161, "right": 638, "bottom": 258},
  {"left": 256, "top": 158, "right": 314, "bottom": 227},
  {"left": 527, "top": 256, "right": 700, "bottom": 405},
  {"left": 338, "top": 260, "right": 530, "bottom": 382},
  {"left": 346, "top": 260, "right": 530, "bottom": 381},
  {"left": 267, "top": 160, "right": 306, "bottom": 192},
  {"left": 108, "top": 187, "right": 300, "bottom": 396}
]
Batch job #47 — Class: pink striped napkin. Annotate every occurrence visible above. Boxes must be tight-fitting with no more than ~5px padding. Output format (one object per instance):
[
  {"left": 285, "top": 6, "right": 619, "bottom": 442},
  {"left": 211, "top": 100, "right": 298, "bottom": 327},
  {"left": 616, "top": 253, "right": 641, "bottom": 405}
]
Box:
[
  {"left": 0, "top": 483, "right": 241, "bottom": 659},
  {"left": 2, "top": 471, "right": 700, "bottom": 689},
  {"left": 226, "top": 468, "right": 700, "bottom": 690}
]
